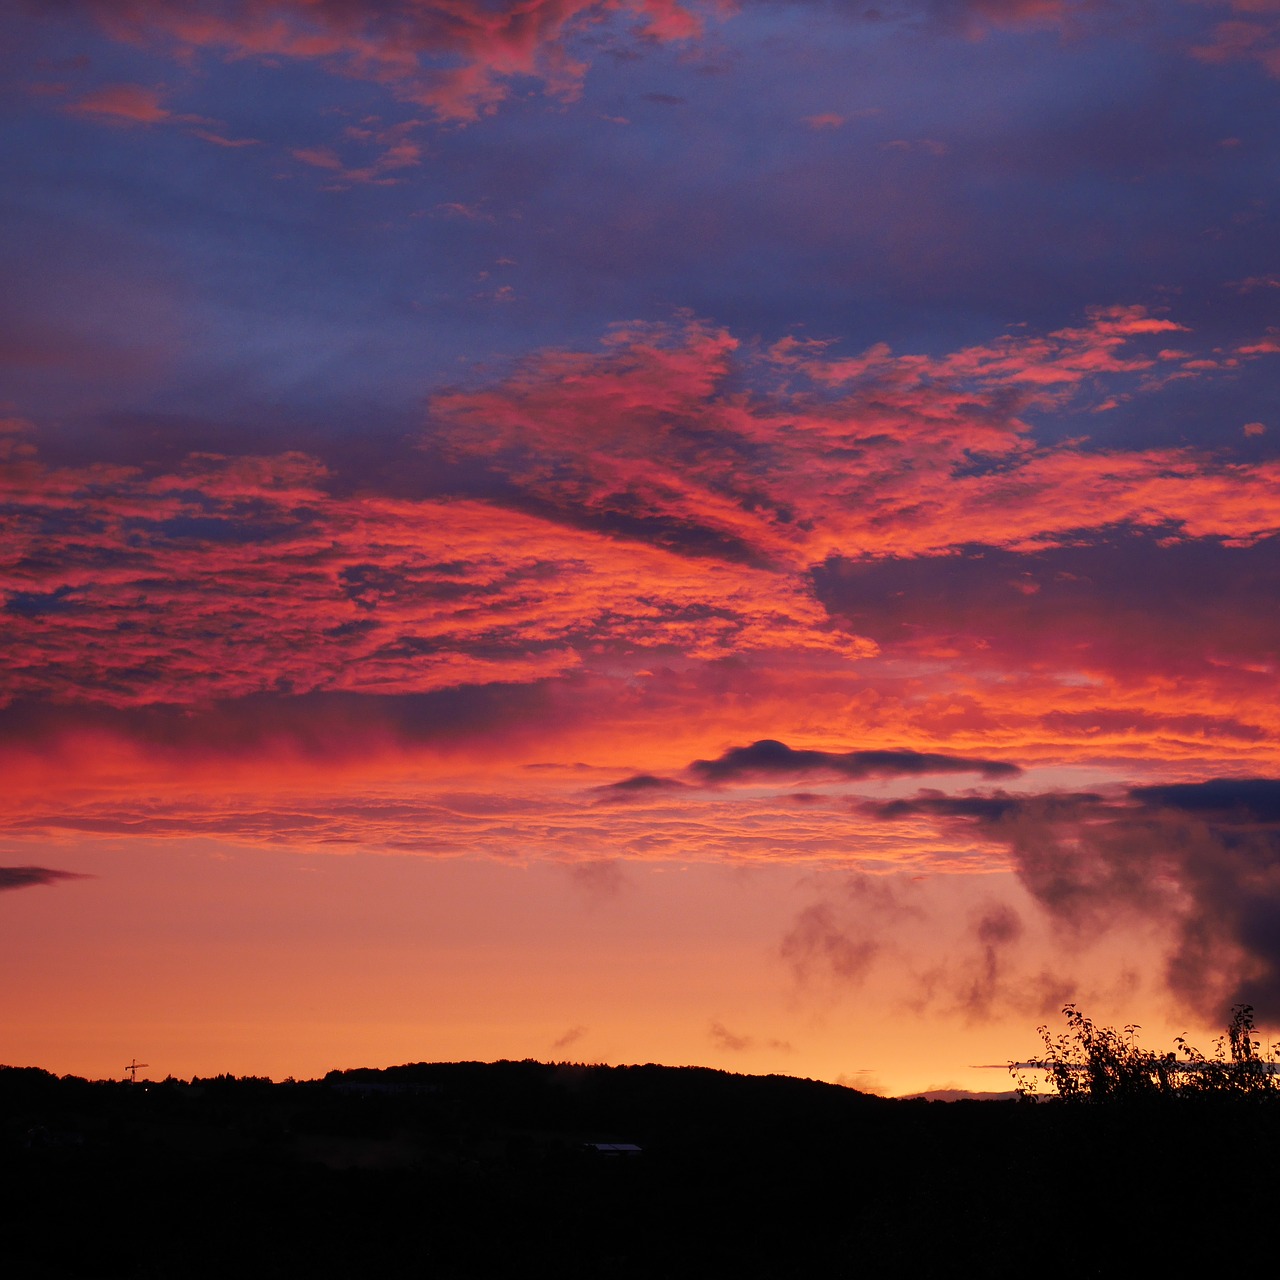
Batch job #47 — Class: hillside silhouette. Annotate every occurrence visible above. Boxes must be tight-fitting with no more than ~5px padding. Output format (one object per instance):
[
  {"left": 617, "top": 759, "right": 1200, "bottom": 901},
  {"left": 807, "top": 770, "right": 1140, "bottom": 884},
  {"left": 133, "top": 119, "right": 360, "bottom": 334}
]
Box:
[{"left": 3, "top": 1057, "right": 1277, "bottom": 1277}]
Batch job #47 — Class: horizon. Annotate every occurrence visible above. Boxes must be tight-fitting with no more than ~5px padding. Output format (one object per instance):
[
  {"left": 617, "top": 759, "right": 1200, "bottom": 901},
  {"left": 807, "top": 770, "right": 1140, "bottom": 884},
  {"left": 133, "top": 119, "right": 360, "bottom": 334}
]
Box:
[
  {"left": 2, "top": 1054, "right": 1024, "bottom": 1101},
  {"left": 3, "top": 0, "right": 1280, "bottom": 1100}
]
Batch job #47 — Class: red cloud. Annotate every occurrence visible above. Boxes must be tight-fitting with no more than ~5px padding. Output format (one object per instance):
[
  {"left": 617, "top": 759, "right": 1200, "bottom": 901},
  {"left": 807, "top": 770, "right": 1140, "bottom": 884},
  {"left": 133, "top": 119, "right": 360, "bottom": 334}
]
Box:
[
  {"left": 5, "top": 305, "right": 1280, "bottom": 855},
  {"left": 432, "top": 307, "right": 1278, "bottom": 567},
  {"left": 66, "top": 83, "right": 174, "bottom": 124},
  {"left": 931, "top": 0, "right": 1106, "bottom": 38},
  {"left": 76, "top": 0, "right": 717, "bottom": 122},
  {"left": 0, "top": 442, "right": 865, "bottom": 713},
  {"left": 1191, "top": 0, "right": 1280, "bottom": 75},
  {"left": 8, "top": 312, "right": 1277, "bottom": 680},
  {"left": 292, "top": 122, "right": 423, "bottom": 184}
]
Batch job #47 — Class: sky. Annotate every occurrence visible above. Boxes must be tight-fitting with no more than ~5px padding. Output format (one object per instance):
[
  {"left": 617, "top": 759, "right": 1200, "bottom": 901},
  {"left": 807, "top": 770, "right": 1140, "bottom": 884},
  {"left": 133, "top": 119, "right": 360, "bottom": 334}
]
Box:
[{"left": 2, "top": 0, "right": 1279, "bottom": 1096}]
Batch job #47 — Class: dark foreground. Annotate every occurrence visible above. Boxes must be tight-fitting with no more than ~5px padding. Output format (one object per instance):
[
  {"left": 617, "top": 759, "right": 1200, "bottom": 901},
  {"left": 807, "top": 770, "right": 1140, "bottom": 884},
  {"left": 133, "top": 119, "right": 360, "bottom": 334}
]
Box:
[{"left": 3, "top": 1060, "right": 1275, "bottom": 1278}]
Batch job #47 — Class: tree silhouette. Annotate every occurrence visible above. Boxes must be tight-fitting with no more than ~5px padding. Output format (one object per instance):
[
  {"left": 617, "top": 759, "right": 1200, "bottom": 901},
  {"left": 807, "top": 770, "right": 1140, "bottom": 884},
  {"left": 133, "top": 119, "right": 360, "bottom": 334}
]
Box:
[{"left": 1015, "top": 1004, "right": 1279, "bottom": 1102}]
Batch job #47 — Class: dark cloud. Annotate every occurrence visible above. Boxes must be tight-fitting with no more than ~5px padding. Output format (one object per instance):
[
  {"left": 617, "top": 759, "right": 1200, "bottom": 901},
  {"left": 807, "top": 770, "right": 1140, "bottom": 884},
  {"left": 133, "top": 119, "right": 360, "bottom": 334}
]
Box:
[
  {"left": 4, "top": 587, "right": 78, "bottom": 618},
  {"left": 593, "top": 773, "right": 689, "bottom": 800},
  {"left": 861, "top": 789, "right": 1103, "bottom": 822},
  {"left": 811, "top": 535, "right": 1280, "bottom": 690},
  {"left": 551, "top": 1025, "right": 587, "bottom": 1051},
  {"left": 1130, "top": 778, "right": 1280, "bottom": 823},
  {"left": 691, "top": 738, "right": 1021, "bottom": 785},
  {"left": 0, "top": 683, "right": 568, "bottom": 765},
  {"left": 0, "top": 866, "right": 90, "bottom": 891},
  {"left": 566, "top": 859, "right": 629, "bottom": 898},
  {"left": 870, "top": 777, "right": 1280, "bottom": 1018}
]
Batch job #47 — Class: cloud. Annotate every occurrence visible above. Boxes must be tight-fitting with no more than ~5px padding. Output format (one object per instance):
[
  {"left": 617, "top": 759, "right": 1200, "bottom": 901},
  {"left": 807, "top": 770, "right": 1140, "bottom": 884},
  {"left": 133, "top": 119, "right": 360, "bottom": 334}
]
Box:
[
  {"left": 5, "top": 306, "right": 1278, "bottom": 825},
  {"left": 780, "top": 875, "right": 920, "bottom": 987},
  {"left": 912, "top": 0, "right": 1118, "bottom": 40},
  {"left": 882, "top": 138, "right": 948, "bottom": 156},
  {"left": 62, "top": 82, "right": 233, "bottom": 142},
  {"left": 0, "top": 442, "right": 864, "bottom": 711},
  {"left": 781, "top": 902, "right": 881, "bottom": 985},
  {"left": 70, "top": 0, "right": 719, "bottom": 123},
  {"left": 431, "top": 308, "right": 1280, "bottom": 571},
  {"left": 861, "top": 791, "right": 1076, "bottom": 822},
  {"left": 0, "top": 679, "right": 573, "bottom": 754},
  {"left": 707, "top": 1020, "right": 792, "bottom": 1052},
  {"left": 432, "top": 201, "right": 494, "bottom": 221},
  {"left": 708, "top": 1019, "right": 752, "bottom": 1051},
  {"left": 291, "top": 119, "right": 424, "bottom": 186},
  {"left": 592, "top": 773, "right": 690, "bottom": 801},
  {"left": 867, "top": 777, "right": 1280, "bottom": 1018},
  {"left": 1239, "top": 330, "right": 1280, "bottom": 355},
  {"left": 603, "top": 773, "right": 686, "bottom": 791},
  {"left": 690, "top": 739, "right": 1021, "bottom": 784},
  {"left": 567, "top": 858, "right": 629, "bottom": 896},
  {"left": 551, "top": 1024, "right": 587, "bottom": 1050},
  {"left": 190, "top": 129, "right": 261, "bottom": 147},
  {"left": 923, "top": 901, "right": 1073, "bottom": 1024},
  {"left": 965, "top": 904, "right": 1022, "bottom": 1000},
  {"left": 1232, "top": 274, "right": 1280, "bottom": 293},
  {"left": 810, "top": 533, "right": 1280, "bottom": 726},
  {"left": 66, "top": 83, "right": 184, "bottom": 124},
  {"left": 1129, "top": 777, "right": 1280, "bottom": 822},
  {"left": 1191, "top": 1, "right": 1280, "bottom": 76},
  {"left": 0, "top": 866, "right": 90, "bottom": 891}
]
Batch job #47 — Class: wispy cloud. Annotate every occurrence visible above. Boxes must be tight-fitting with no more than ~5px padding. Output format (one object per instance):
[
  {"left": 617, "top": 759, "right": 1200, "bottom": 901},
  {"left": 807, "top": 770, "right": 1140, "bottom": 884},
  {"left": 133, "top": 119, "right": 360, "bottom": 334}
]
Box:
[
  {"left": 72, "top": 0, "right": 720, "bottom": 123},
  {"left": 551, "top": 1024, "right": 587, "bottom": 1050},
  {"left": 0, "top": 865, "right": 91, "bottom": 891},
  {"left": 66, "top": 83, "right": 178, "bottom": 124}
]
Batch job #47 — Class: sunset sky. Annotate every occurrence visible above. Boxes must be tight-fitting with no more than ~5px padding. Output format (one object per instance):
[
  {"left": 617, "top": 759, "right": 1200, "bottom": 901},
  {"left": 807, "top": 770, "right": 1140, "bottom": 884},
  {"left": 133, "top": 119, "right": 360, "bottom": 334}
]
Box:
[{"left": 3, "top": 0, "right": 1279, "bottom": 1096}]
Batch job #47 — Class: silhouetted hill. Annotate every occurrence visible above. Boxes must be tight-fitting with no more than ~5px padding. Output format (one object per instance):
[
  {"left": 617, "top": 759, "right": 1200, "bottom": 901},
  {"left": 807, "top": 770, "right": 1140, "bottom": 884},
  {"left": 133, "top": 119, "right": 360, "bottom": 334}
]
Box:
[{"left": 2, "top": 1060, "right": 1277, "bottom": 1277}]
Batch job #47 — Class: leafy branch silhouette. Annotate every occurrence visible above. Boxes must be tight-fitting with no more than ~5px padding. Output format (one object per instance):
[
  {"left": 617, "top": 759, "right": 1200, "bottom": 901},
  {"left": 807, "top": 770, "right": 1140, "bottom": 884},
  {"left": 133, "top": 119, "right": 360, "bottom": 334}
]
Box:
[{"left": 1012, "top": 1004, "right": 1279, "bottom": 1102}]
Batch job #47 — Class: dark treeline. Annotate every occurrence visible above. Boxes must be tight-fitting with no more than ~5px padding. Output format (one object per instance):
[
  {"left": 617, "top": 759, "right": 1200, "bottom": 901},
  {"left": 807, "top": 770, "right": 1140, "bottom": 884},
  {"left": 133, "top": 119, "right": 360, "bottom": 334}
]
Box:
[{"left": 3, "top": 1058, "right": 1277, "bottom": 1277}]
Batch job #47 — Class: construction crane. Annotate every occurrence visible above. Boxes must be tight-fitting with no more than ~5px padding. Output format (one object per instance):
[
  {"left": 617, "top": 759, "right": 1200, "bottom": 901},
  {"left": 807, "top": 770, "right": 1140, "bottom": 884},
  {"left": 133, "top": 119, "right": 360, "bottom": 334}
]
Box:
[{"left": 125, "top": 1059, "right": 148, "bottom": 1083}]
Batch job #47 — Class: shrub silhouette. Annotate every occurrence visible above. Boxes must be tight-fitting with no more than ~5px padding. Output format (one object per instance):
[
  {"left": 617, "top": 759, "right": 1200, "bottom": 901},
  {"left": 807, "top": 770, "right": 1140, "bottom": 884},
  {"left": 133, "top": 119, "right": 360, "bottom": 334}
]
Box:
[{"left": 1015, "top": 1004, "right": 1279, "bottom": 1102}]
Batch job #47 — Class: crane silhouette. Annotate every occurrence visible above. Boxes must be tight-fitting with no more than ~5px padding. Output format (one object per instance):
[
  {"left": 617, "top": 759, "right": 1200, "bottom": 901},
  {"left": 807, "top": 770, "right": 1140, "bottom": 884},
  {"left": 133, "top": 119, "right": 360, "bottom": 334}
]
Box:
[{"left": 125, "top": 1059, "right": 148, "bottom": 1084}]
